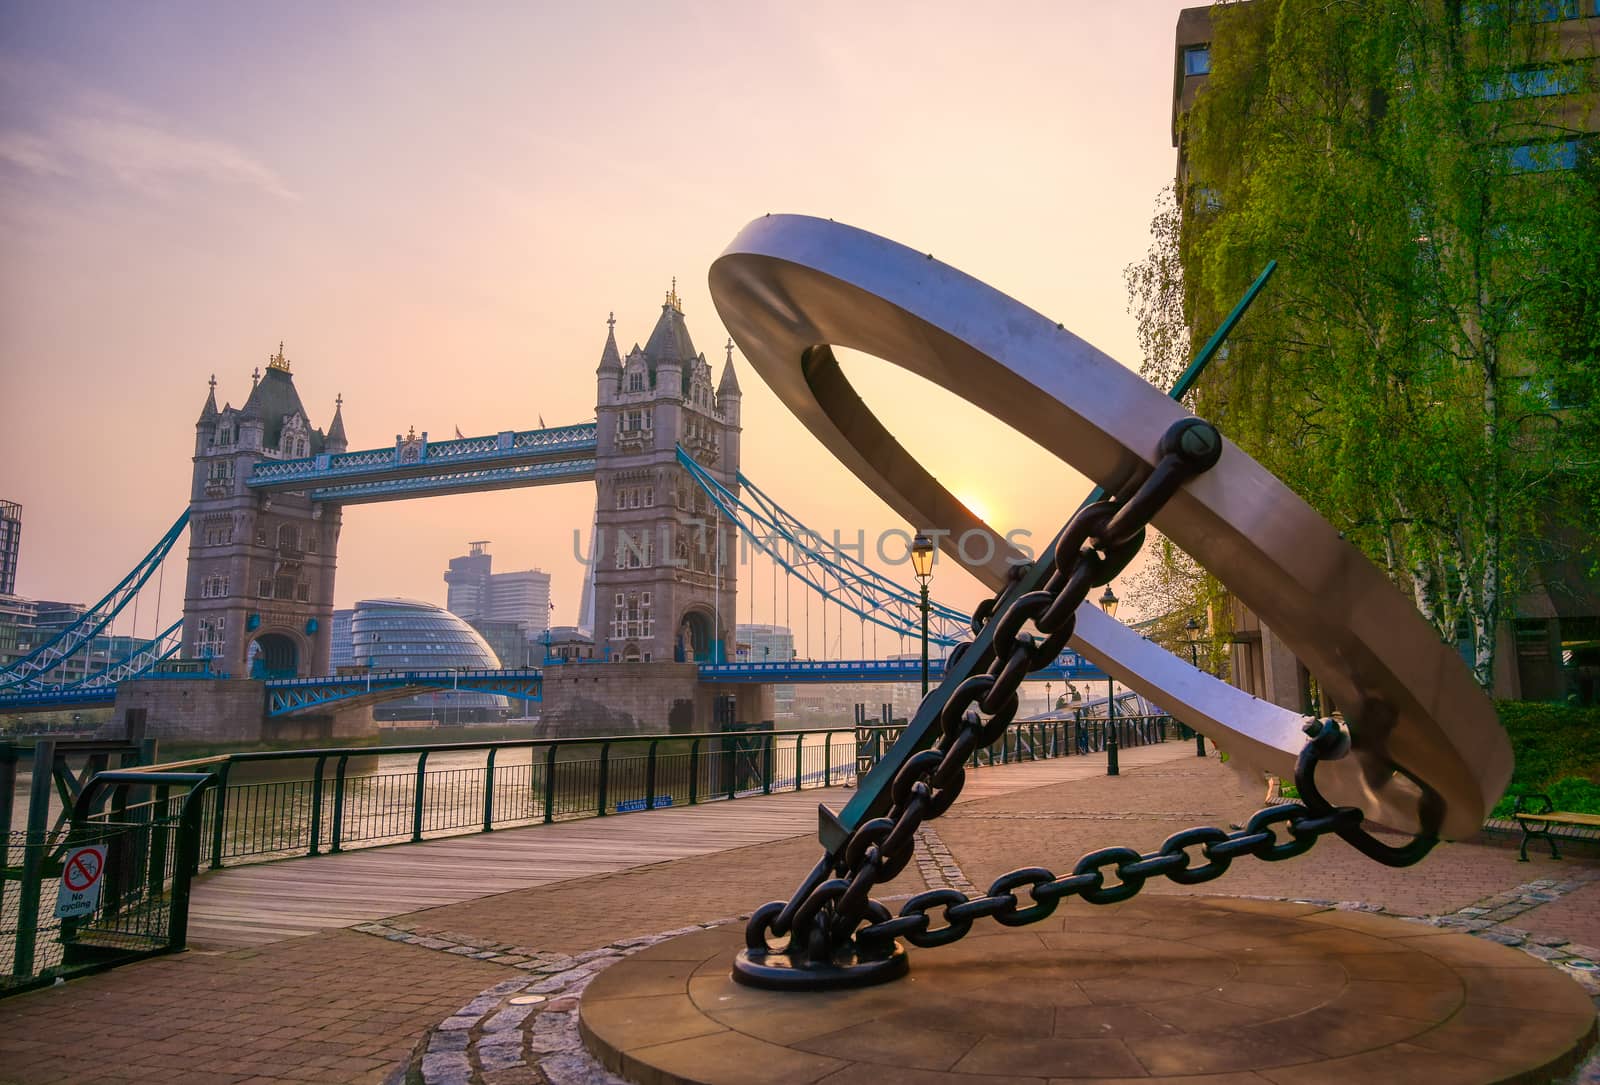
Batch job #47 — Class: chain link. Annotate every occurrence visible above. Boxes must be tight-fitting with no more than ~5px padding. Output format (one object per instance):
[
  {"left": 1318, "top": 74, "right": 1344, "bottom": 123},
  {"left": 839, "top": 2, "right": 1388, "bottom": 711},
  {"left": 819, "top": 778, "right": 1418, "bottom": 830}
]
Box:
[
  {"left": 747, "top": 418, "right": 1236, "bottom": 963},
  {"left": 744, "top": 417, "right": 1440, "bottom": 975},
  {"left": 859, "top": 793, "right": 1375, "bottom": 949}
]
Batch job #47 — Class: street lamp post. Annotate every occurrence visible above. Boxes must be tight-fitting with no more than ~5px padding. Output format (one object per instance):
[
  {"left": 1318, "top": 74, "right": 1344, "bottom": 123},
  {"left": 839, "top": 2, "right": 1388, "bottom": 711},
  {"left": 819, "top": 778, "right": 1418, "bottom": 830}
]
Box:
[
  {"left": 911, "top": 533, "right": 935, "bottom": 696},
  {"left": 1098, "top": 585, "right": 1119, "bottom": 776},
  {"left": 1184, "top": 616, "right": 1207, "bottom": 757}
]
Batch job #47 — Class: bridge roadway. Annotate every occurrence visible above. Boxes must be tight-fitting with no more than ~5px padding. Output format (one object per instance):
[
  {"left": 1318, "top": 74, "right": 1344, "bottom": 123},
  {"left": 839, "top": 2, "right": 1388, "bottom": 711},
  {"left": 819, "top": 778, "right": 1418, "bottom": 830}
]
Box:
[
  {"left": 0, "top": 656, "right": 1107, "bottom": 714},
  {"left": 185, "top": 739, "right": 1192, "bottom": 950}
]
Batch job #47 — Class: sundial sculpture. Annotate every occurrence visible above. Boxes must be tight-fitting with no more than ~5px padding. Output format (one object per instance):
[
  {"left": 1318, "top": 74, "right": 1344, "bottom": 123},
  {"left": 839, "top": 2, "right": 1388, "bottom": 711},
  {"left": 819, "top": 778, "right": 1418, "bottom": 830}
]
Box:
[{"left": 706, "top": 215, "right": 1513, "bottom": 989}]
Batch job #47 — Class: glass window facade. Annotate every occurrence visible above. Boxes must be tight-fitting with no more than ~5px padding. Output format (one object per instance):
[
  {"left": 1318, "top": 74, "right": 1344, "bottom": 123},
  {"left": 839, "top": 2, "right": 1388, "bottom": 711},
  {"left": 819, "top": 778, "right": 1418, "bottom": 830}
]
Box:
[
  {"left": 1507, "top": 139, "right": 1580, "bottom": 172},
  {"left": 350, "top": 597, "right": 510, "bottom": 720}
]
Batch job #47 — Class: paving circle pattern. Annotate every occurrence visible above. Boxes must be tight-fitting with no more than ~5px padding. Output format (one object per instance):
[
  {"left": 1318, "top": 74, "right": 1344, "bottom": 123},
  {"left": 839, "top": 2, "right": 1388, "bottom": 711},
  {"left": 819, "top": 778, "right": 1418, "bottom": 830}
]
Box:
[{"left": 578, "top": 896, "right": 1596, "bottom": 1085}]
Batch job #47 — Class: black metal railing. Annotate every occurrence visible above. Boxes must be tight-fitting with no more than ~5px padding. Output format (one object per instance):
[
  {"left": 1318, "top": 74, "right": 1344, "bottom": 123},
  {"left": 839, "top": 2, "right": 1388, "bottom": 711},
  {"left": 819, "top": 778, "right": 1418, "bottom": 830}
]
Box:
[
  {"left": 105, "top": 719, "right": 1172, "bottom": 872},
  {"left": 2, "top": 771, "right": 210, "bottom": 995}
]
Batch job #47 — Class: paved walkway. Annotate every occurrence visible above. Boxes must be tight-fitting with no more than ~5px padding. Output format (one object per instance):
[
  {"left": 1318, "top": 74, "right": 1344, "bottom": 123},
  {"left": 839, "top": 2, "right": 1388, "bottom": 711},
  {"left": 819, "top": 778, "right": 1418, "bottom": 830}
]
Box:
[
  {"left": 2, "top": 740, "right": 1596, "bottom": 1085},
  {"left": 188, "top": 743, "right": 1189, "bottom": 949}
]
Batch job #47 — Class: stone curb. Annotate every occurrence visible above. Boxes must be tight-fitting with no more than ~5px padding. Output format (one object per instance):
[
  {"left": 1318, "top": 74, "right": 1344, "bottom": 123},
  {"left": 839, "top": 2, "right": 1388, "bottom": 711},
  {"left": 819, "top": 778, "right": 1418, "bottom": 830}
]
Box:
[{"left": 382, "top": 917, "right": 747, "bottom": 1085}]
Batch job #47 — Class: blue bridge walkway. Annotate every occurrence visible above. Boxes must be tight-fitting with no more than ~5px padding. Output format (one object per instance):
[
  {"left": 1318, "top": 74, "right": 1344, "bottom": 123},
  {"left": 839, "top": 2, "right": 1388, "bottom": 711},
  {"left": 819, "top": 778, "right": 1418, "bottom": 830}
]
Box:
[{"left": 0, "top": 654, "right": 1106, "bottom": 716}]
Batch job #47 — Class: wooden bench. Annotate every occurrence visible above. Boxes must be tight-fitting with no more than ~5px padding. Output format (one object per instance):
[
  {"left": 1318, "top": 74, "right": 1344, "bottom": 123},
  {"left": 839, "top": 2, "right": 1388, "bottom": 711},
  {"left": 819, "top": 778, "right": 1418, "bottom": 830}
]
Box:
[{"left": 1513, "top": 794, "right": 1600, "bottom": 861}]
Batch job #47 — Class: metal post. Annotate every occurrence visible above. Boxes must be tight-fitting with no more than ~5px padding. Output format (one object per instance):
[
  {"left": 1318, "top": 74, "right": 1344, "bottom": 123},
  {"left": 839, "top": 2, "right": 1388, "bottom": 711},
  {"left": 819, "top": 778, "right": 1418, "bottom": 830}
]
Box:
[
  {"left": 795, "top": 732, "right": 806, "bottom": 792},
  {"left": 14, "top": 739, "right": 55, "bottom": 978},
  {"left": 645, "top": 740, "right": 658, "bottom": 810},
  {"left": 483, "top": 747, "right": 498, "bottom": 831},
  {"left": 689, "top": 739, "right": 701, "bottom": 805},
  {"left": 167, "top": 781, "right": 213, "bottom": 953},
  {"left": 1106, "top": 680, "right": 1119, "bottom": 776},
  {"left": 597, "top": 741, "right": 610, "bottom": 816},
  {"left": 762, "top": 729, "right": 774, "bottom": 795},
  {"left": 412, "top": 750, "right": 430, "bottom": 842},
  {"left": 823, "top": 731, "right": 832, "bottom": 787},
  {"left": 919, "top": 582, "right": 930, "bottom": 696},
  {"left": 1189, "top": 640, "right": 1208, "bottom": 756},
  {"left": 542, "top": 745, "right": 558, "bottom": 824},
  {"left": 209, "top": 759, "right": 232, "bottom": 870},
  {"left": 146, "top": 784, "right": 171, "bottom": 902},
  {"left": 331, "top": 755, "right": 349, "bottom": 852},
  {"left": 308, "top": 756, "right": 327, "bottom": 856}
]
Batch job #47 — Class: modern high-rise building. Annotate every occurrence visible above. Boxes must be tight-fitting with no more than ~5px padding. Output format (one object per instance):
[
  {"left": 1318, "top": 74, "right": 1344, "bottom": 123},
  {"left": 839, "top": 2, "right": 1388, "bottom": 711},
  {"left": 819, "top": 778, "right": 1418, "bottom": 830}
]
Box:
[
  {"left": 329, "top": 608, "right": 355, "bottom": 671},
  {"left": 0, "top": 595, "right": 145, "bottom": 684},
  {"left": 0, "top": 500, "right": 20, "bottom": 596},
  {"left": 443, "top": 541, "right": 494, "bottom": 619},
  {"left": 735, "top": 624, "right": 794, "bottom": 664},
  {"left": 469, "top": 618, "right": 533, "bottom": 670},
  {"left": 0, "top": 594, "right": 36, "bottom": 670},
  {"left": 736, "top": 623, "right": 796, "bottom": 717},
  {"left": 441, "top": 542, "right": 551, "bottom": 643},
  {"left": 481, "top": 570, "right": 551, "bottom": 632}
]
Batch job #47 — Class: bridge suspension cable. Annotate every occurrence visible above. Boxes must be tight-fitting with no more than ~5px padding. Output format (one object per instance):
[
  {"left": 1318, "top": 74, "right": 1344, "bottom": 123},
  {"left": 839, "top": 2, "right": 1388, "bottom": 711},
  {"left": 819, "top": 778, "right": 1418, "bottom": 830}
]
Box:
[
  {"left": 0, "top": 508, "right": 190, "bottom": 691},
  {"left": 60, "top": 619, "right": 185, "bottom": 691},
  {"left": 676, "top": 447, "right": 971, "bottom": 649}
]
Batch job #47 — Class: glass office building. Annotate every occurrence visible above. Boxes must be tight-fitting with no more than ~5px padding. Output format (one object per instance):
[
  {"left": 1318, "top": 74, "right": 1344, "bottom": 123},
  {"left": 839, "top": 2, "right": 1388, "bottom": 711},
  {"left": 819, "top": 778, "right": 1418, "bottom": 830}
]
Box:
[{"left": 350, "top": 597, "right": 510, "bottom": 722}]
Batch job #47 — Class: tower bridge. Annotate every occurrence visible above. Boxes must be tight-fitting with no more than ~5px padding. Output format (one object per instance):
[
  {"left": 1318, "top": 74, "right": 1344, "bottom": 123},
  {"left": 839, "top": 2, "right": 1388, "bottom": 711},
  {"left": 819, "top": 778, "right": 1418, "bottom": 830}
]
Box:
[{"left": 1, "top": 290, "right": 1105, "bottom": 739}]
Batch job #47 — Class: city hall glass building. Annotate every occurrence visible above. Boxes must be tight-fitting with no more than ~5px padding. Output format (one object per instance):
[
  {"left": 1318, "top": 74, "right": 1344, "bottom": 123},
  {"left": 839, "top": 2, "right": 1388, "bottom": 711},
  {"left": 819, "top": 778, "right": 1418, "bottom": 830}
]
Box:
[{"left": 349, "top": 597, "right": 510, "bottom": 722}]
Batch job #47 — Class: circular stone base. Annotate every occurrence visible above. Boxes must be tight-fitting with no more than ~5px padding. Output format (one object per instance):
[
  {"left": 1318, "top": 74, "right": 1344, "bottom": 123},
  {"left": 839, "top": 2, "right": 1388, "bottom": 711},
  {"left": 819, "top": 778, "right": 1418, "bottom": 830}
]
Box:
[{"left": 579, "top": 896, "right": 1597, "bottom": 1085}]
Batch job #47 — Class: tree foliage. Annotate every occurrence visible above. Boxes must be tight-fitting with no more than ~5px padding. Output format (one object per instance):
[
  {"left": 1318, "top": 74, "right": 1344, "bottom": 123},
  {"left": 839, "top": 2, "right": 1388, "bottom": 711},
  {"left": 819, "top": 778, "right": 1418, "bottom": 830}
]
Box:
[
  {"left": 1123, "top": 530, "right": 1232, "bottom": 678},
  {"left": 1130, "top": 0, "right": 1600, "bottom": 690}
]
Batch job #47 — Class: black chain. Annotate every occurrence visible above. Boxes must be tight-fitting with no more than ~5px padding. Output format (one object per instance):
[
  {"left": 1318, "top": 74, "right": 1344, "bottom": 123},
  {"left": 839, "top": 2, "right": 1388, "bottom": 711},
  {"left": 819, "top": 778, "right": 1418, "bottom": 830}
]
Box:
[
  {"left": 750, "top": 718, "right": 1437, "bottom": 965},
  {"left": 746, "top": 418, "right": 1229, "bottom": 963},
  {"left": 854, "top": 722, "right": 1437, "bottom": 952},
  {"left": 743, "top": 418, "right": 1439, "bottom": 971}
]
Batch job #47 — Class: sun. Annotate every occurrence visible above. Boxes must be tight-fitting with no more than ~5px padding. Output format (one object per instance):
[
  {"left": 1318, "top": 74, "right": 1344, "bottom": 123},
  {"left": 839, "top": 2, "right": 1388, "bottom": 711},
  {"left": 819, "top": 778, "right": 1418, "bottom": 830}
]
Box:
[{"left": 955, "top": 490, "right": 994, "bottom": 526}]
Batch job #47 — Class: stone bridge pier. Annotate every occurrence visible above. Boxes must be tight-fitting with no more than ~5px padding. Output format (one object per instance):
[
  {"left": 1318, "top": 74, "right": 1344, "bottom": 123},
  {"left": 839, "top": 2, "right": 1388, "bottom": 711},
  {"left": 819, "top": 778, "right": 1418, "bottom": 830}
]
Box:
[
  {"left": 534, "top": 662, "right": 773, "bottom": 738},
  {"left": 108, "top": 678, "right": 375, "bottom": 744}
]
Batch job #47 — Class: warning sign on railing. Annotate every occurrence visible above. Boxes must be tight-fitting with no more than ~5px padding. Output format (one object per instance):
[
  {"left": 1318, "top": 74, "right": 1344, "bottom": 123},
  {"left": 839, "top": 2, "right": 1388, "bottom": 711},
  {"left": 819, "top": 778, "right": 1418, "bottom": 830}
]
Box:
[{"left": 55, "top": 844, "right": 107, "bottom": 919}]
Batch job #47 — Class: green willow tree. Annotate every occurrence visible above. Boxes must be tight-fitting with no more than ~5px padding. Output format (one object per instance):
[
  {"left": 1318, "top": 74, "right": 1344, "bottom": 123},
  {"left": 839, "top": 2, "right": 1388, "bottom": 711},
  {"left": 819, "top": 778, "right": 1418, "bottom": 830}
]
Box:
[{"left": 1129, "top": 0, "right": 1600, "bottom": 690}]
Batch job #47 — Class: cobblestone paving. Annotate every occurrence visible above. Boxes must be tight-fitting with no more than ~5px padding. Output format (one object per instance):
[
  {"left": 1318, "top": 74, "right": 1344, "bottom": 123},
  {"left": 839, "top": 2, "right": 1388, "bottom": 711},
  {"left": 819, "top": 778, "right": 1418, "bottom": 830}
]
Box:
[
  {"left": 390, "top": 846, "right": 1600, "bottom": 1085},
  {"left": 385, "top": 754, "right": 1600, "bottom": 1085},
  {"left": 911, "top": 825, "right": 976, "bottom": 896},
  {"left": 8, "top": 747, "right": 1600, "bottom": 1085}
]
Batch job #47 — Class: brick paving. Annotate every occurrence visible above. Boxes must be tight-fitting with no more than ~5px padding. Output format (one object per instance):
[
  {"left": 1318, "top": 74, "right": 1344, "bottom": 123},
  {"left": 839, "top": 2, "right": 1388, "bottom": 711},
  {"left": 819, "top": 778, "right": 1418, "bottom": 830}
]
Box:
[
  {"left": 0, "top": 930, "right": 513, "bottom": 1085},
  {"left": 938, "top": 756, "right": 1563, "bottom": 917},
  {"left": 6, "top": 744, "right": 1600, "bottom": 1085}
]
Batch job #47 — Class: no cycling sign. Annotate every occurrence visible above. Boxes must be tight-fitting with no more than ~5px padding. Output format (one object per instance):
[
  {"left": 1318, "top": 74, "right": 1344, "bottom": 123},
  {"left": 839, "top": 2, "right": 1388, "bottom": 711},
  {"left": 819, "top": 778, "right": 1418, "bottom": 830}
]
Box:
[{"left": 55, "top": 844, "right": 108, "bottom": 919}]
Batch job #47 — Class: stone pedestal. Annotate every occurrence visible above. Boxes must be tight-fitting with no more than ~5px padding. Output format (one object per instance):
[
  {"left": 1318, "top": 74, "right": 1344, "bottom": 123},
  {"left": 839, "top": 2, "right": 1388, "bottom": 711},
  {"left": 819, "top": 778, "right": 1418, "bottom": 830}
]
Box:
[{"left": 579, "top": 896, "right": 1597, "bottom": 1085}]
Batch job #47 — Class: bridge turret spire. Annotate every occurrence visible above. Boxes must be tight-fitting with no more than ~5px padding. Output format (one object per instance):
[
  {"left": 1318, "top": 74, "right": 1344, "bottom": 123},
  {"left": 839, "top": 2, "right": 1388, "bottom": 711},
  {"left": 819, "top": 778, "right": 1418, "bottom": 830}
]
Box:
[
  {"left": 326, "top": 394, "right": 348, "bottom": 452},
  {"left": 196, "top": 373, "right": 219, "bottom": 426},
  {"left": 597, "top": 311, "right": 622, "bottom": 374},
  {"left": 718, "top": 342, "right": 742, "bottom": 400}
]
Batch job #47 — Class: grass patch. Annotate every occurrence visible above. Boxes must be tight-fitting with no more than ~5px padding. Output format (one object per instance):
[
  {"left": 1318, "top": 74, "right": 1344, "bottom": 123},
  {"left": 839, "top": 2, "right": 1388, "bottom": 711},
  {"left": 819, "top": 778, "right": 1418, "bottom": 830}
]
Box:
[{"left": 1489, "top": 701, "right": 1600, "bottom": 817}]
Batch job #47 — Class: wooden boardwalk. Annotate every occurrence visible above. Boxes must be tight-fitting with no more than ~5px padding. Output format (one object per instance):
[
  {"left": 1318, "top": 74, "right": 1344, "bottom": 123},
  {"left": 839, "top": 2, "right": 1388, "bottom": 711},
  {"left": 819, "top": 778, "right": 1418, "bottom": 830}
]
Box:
[{"left": 187, "top": 741, "right": 1194, "bottom": 949}]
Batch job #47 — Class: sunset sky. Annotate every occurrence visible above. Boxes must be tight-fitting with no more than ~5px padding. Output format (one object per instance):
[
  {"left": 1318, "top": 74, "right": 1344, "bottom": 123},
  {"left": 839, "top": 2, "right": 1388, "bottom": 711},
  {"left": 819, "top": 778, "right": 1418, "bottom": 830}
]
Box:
[{"left": 0, "top": 2, "right": 1201, "bottom": 659}]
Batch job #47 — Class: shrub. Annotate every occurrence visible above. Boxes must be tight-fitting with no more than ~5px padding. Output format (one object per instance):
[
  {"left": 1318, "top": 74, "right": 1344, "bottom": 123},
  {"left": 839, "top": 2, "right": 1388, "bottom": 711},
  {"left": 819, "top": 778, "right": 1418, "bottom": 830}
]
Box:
[{"left": 1490, "top": 701, "right": 1600, "bottom": 817}]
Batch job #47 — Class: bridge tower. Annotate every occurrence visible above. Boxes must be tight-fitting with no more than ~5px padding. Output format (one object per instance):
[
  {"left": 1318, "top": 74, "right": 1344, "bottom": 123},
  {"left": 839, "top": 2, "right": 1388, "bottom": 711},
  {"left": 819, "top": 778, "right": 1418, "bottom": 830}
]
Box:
[
  {"left": 183, "top": 345, "right": 345, "bottom": 678},
  {"left": 593, "top": 285, "right": 742, "bottom": 665}
]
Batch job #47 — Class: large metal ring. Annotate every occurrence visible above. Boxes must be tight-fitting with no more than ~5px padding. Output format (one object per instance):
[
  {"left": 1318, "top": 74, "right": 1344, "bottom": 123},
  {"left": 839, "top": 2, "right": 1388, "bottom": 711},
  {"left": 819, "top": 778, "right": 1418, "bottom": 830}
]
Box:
[{"left": 709, "top": 214, "right": 1509, "bottom": 838}]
